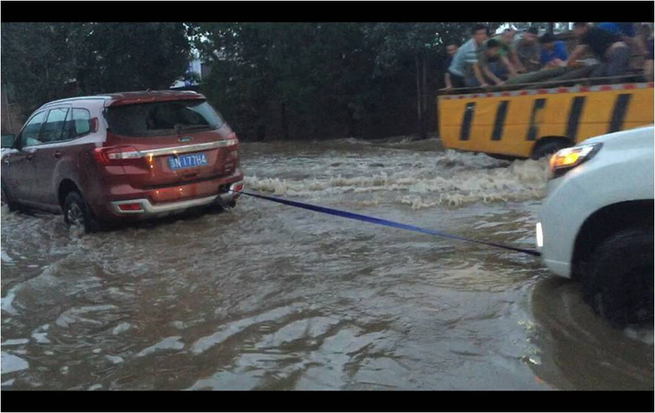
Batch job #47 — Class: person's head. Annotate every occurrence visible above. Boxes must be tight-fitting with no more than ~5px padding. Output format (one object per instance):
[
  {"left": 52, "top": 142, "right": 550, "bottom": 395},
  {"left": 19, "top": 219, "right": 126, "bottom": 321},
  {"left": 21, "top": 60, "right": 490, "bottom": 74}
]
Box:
[
  {"left": 573, "top": 22, "right": 589, "bottom": 38},
  {"left": 539, "top": 32, "right": 556, "bottom": 50},
  {"left": 485, "top": 39, "right": 502, "bottom": 58},
  {"left": 502, "top": 28, "right": 516, "bottom": 44},
  {"left": 522, "top": 27, "right": 539, "bottom": 43},
  {"left": 446, "top": 42, "right": 459, "bottom": 57},
  {"left": 471, "top": 24, "right": 490, "bottom": 45}
]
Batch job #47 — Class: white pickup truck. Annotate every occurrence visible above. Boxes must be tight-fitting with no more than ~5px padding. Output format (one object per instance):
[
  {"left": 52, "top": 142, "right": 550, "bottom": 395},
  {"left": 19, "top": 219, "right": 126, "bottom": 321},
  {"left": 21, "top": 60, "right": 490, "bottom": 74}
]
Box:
[{"left": 537, "top": 125, "right": 654, "bottom": 327}]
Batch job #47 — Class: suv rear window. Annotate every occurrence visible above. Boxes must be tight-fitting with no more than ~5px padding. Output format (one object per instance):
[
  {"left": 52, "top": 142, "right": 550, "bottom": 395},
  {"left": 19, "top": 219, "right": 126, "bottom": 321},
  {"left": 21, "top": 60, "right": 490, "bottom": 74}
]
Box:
[{"left": 106, "top": 100, "right": 224, "bottom": 137}]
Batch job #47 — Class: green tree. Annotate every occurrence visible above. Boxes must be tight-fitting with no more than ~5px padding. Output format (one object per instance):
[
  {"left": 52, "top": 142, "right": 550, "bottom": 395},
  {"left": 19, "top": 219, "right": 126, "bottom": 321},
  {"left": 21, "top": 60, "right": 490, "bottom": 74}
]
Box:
[
  {"left": 191, "top": 22, "right": 499, "bottom": 141},
  {"left": 1, "top": 23, "right": 82, "bottom": 114},
  {"left": 76, "top": 23, "right": 191, "bottom": 94},
  {"left": 2, "top": 23, "right": 191, "bottom": 116}
]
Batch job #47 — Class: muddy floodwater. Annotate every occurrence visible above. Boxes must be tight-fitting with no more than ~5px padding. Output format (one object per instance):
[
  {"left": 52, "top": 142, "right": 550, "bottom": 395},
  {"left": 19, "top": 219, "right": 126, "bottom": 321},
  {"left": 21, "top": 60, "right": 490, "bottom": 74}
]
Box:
[{"left": 1, "top": 138, "right": 653, "bottom": 390}]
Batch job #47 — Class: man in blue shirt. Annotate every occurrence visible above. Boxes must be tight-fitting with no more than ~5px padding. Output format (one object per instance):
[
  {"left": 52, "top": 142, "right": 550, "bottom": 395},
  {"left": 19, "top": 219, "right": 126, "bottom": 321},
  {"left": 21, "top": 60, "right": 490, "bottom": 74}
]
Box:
[
  {"left": 442, "top": 42, "right": 459, "bottom": 90},
  {"left": 539, "top": 33, "right": 568, "bottom": 69},
  {"left": 598, "top": 22, "right": 646, "bottom": 58}
]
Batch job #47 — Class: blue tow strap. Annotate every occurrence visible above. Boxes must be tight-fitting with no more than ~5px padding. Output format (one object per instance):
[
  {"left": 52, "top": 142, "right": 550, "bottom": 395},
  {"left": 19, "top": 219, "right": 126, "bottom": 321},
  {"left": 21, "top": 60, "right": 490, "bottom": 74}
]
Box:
[{"left": 233, "top": 190, "right": 541, "bottom": 257}]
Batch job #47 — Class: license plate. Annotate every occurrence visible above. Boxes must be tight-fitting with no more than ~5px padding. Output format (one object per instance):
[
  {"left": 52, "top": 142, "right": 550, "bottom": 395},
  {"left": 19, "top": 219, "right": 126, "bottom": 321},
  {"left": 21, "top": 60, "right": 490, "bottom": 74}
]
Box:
[{"left": 168, "top": 153, "right": 208, "bottom": 170}]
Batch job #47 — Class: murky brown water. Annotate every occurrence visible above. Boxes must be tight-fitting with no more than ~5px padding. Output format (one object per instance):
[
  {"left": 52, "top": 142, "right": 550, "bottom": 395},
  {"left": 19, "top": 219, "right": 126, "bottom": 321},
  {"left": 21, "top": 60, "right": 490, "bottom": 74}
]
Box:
[{"left": 1, "top": 138, "right": 652, "bottom": 390}]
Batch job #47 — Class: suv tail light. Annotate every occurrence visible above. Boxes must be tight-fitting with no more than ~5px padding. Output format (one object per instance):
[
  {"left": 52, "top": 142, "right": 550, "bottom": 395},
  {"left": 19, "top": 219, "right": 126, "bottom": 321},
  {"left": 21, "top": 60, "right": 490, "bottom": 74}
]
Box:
[
  {"left": 93, "top": 146, "right": 143, "bottom": 165},
  {"left": 226, "top": 133, "right": 239, "bottom": 148}
]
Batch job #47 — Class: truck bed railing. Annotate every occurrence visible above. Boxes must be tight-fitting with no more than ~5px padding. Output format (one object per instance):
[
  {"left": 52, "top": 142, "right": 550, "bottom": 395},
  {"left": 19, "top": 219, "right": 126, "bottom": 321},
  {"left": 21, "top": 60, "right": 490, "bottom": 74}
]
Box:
[{"left": 439, "top": 73, "right": 650, "bottom": 97}]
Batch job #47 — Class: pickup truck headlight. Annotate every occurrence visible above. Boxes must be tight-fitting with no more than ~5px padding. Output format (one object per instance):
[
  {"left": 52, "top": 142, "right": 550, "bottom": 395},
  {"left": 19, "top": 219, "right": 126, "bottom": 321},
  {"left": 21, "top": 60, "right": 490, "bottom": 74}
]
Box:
[{"left": 549, "top": 143, "right": 603, "bottom": 179}]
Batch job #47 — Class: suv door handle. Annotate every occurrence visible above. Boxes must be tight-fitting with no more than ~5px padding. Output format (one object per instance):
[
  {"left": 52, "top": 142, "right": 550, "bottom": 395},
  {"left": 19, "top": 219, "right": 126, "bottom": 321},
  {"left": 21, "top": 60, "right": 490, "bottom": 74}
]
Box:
[
  {"left": 53, "top": 151, "right": 62, "bottom": 159},
  {"left": 26, "top": 154, "right": 34, "bottom": 161},
  {"left": 2, "top": 157, "right": 9, "bottom": 165}
]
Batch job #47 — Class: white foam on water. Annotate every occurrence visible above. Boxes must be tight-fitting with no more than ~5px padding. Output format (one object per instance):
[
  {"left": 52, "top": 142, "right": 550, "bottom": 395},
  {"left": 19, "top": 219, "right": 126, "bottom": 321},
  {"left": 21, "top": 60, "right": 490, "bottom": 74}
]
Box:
[
  {"left": 245, "top": 153, "right": 548, "bottom": 208},
  {"left": 1, "top": 287, "right": 19, "bottom": 316},
  {"left": 1, "top": 351, "right": 29, "bottom": 374},
  {"left": 136, "top": 336, "right": 185, "bottom": 357},
  {"left": 105, "top": 355, "right": 124, "bottom": 364},
  {"left": 55, "top": 305, "right": 117, "bottom": 328},
  {"left": 1, "top": 339, "right": 29, "bottom": 347},
  {"left": 112, "top": 323, "right": 131, "bottom": 335},
  {"left": 31, "top": 324, "right": 51, "bottom": 344},
  {"left": 1, "top": 250, "right": 13, "bottom": 263}
]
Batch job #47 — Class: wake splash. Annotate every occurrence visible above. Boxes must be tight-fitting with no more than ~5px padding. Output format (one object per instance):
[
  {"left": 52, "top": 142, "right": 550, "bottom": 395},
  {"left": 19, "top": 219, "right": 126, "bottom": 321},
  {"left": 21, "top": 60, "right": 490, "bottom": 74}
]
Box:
[{"left": 245, "top": 151, "right": 549, "bottom": 208}]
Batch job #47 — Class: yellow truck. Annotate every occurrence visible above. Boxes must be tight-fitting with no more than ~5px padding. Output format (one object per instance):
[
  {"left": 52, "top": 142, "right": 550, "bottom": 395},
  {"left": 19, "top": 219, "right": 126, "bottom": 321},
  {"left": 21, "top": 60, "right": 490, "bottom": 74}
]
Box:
[{"left": 438, "top": 82, "right": 654, "bottom": 159}]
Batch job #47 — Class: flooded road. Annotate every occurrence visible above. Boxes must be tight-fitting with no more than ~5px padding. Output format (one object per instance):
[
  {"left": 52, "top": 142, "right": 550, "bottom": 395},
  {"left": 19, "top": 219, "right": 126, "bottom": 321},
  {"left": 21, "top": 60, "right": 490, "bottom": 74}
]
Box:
[{"left": 1, "top": 138, "right": 652, "bottom": 390}]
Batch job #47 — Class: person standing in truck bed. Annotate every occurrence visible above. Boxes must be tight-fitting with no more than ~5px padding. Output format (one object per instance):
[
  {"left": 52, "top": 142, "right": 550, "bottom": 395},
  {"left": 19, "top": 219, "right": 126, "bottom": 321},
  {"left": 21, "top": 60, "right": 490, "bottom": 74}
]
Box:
[
  {"left": 514, "top": 27, "right": 541, "bottom": 73},
  {"left": 442, "top": 42, "right": 459, "bottom": 90},
  {"left": 567, "top": 25, "right": 631, "bottom": 83},
  {"left": 447, "top": 24, "right": 489, "bottom": 88},
  {"left": 539, "top": 33, "right": 569, "bottom": 69},
  {"left": 475, "top": 39, "right": 510, "bottom": 87}
]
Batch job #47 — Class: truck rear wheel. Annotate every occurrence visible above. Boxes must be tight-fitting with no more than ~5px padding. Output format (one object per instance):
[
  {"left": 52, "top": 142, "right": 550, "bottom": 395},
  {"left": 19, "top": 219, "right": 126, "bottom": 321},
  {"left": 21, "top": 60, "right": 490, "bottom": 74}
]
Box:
[
  {"left": 531, "top": 139, "right": 571, "bottom": 160},
  {"left": 582, "top": 228, "right": 654, "bottom": 327}
]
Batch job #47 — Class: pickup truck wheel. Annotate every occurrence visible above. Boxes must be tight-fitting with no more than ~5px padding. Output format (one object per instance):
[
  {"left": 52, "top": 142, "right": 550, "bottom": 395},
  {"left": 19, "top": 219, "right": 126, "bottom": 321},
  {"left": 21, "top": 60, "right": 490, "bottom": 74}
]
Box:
[
  {"left": 1, "top": 182, "right": 19, "bottom": 212},
  {"left": 531, "top": 140, "right": 570, "bottom": 160},
  {"left": 63, "top": 191, "right": 101, "bottom": 233},
  {"left": 582, "top": 228, "right": 654, "bottom": 327}
]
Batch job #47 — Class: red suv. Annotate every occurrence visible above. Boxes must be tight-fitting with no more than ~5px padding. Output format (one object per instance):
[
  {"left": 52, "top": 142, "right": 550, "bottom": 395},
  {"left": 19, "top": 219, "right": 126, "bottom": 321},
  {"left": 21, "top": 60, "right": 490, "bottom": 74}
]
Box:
[{"left": 1, "top": 90, "right": 244, "bottom": 232}]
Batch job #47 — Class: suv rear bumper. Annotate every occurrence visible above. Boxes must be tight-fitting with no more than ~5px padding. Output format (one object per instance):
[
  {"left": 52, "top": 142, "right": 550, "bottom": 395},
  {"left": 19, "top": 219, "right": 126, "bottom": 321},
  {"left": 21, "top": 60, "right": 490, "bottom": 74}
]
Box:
[{"left": 110, "top": 180, "right": 243, "bottom": 215}]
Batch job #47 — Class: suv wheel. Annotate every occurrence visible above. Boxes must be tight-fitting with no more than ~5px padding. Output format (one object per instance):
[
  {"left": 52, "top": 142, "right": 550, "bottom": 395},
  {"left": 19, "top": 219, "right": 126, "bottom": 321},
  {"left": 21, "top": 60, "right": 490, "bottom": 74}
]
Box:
[
  {"left": 63, "top": 191, "right": 100, "bottom": 233},
  {"left": 1, "top": 182, "right": 19, "bottom": 211},
  {"left": 582, "top": 228, "right": 654, "bottom": 327}
]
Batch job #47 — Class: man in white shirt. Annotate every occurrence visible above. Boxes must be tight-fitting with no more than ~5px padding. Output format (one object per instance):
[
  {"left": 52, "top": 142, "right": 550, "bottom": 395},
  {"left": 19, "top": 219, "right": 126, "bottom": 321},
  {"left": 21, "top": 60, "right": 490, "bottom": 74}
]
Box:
[{"left": 447, "top": 24, "right": 490, "bottom": 88}]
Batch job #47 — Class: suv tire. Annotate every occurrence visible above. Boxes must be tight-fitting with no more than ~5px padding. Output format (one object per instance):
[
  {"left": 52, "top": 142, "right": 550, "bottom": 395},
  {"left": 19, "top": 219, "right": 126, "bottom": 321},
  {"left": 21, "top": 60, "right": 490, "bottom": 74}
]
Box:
[
  {"left": 582, "top": 228, "right": 654, "bottom": 327},
  {"left": 1, "top": 181, "right": 20, "bottom": 211},
  {"left": 63, "top": 191, "right": 100, "bottom": 233}
]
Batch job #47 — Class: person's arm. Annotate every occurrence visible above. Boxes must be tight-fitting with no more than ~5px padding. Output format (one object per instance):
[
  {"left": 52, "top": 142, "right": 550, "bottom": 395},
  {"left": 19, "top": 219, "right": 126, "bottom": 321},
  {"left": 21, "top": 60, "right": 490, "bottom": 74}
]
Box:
[
  {"left": 481, "top": 63, "right": 504, "bottom": 85},
  {"left": 501, "top": 55, "right": 518, "bottom": 77},
  {"left": 508, "top": 49, "right": 525, "bottom": 72},
  {"left": 473, "top": 62, "right": 489, "bottom": 87},
  {"left": 566, "top": 44, "right": 588, "bottom": 67},
  {"left": 557, "top": 42, "right": 569, "bottom": 62},
  {"left": 645, "top": 59, "right": 654, "bottom": 81},
  {"left": 630, "top": 35, "right": 647, "bottom": 56},
  {"left": 444, "top": 72, "right": 453, "bottom": 89}
]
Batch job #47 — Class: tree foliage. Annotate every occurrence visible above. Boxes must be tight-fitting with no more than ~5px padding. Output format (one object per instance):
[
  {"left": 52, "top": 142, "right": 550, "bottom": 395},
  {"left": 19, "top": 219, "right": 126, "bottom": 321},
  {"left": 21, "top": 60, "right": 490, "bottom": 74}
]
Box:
[
  {"left": 2, "top": 23, "right": 191, "bottom": 115},
  {"left": 3, "top": 22, "right": 499, "bottom": 140},
  {"left": 191, "top": 22, "right": 484, "bottom": 140}
]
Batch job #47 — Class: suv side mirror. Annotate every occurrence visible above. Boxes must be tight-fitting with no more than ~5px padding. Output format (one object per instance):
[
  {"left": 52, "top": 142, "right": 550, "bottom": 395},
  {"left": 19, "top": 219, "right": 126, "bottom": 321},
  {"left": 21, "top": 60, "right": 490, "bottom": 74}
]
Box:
[{"left": 1, "top": 134, "right": 16, "bottom": 149}]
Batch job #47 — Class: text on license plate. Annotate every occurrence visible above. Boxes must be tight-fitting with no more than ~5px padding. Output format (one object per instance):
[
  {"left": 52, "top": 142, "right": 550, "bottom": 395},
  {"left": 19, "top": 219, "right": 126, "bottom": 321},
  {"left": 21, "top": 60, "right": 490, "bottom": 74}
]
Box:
[{"left": 168, "top": 153, "right": 208, "bottom": 170}]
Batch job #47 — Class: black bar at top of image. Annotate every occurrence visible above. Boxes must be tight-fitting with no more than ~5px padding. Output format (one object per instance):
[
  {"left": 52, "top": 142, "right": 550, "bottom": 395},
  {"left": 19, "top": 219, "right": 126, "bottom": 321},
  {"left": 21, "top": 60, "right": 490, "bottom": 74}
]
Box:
[
  {"left": 1, "top": 2, "right": 654, "bottom": 23},
  {"left": 1, "top": 389, "right": 654, "bottom": 412}
]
